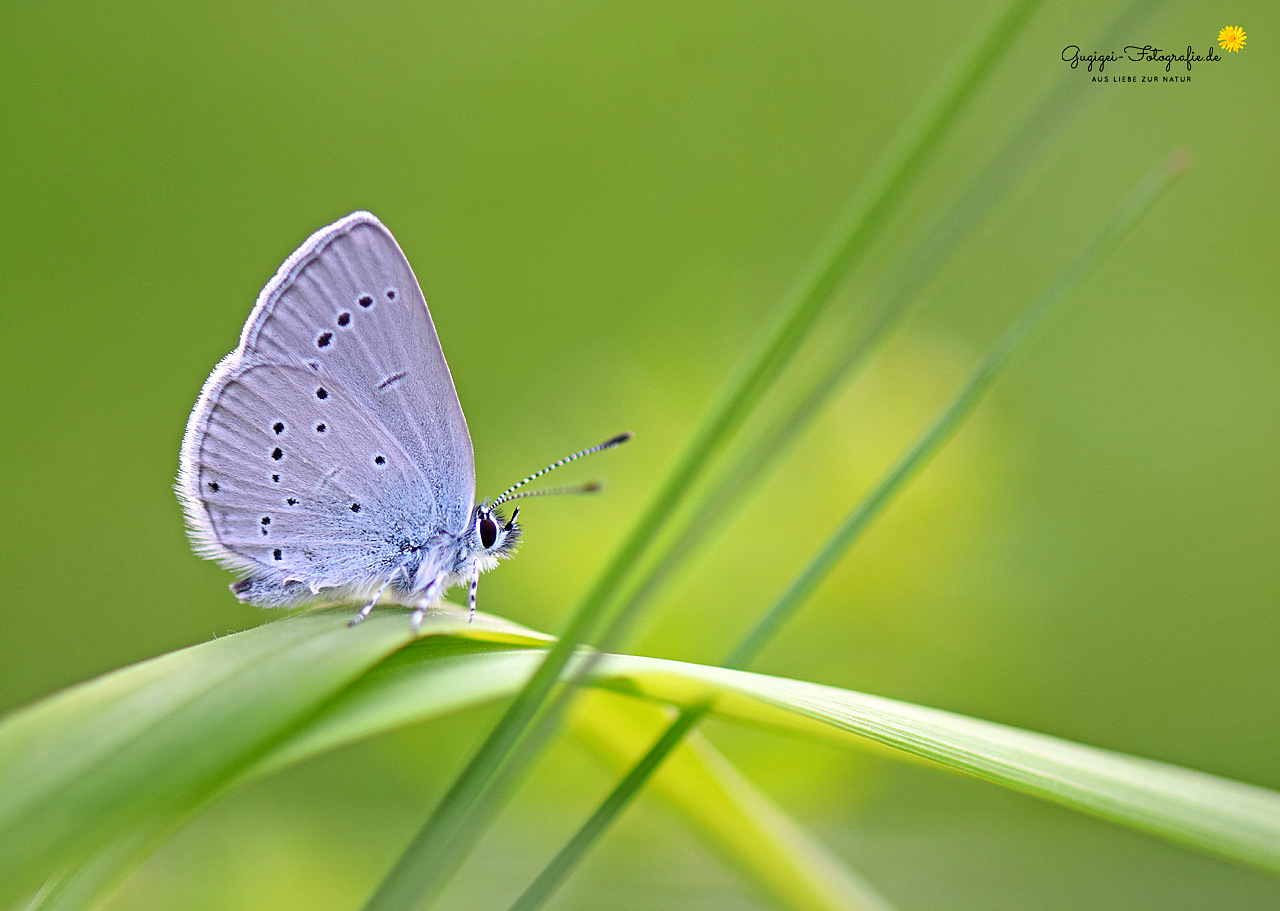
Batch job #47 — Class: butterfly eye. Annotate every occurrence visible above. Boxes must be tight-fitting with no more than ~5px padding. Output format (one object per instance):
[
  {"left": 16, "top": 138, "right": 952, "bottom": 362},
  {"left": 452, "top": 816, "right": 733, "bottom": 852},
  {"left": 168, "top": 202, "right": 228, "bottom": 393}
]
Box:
[{"left": 478, "top": 515, "right": 499, "bottom": 549}]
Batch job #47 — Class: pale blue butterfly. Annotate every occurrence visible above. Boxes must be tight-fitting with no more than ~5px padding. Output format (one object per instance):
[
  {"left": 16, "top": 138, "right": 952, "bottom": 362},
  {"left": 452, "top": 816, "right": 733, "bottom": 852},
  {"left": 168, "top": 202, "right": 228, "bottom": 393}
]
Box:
[{"left": 178, "top": 212, "right": 629, "bottom": 628}]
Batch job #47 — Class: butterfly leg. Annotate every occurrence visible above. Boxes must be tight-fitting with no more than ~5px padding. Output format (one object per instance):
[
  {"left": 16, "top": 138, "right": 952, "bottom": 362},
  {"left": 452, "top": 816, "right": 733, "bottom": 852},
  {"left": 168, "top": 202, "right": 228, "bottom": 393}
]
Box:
[
  {"left": 348, "top": 598, "right": 378, "bottom": 628},
  {"left": 467, "top": 572, "right": 479, "bottom": 623},
  {"left": 409, "top": 575, "right": 441, "bottom": 632},
  {"left": 348, "top": 564, "right": 405, "bottom": 627}
]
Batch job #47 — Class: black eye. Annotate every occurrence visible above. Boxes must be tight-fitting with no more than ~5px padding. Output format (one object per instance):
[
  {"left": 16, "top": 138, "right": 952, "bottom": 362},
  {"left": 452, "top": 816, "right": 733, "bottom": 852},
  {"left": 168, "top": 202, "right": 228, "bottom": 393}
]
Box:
[{"left": 479, "top": 515, "right": 498, "bottom": 549}]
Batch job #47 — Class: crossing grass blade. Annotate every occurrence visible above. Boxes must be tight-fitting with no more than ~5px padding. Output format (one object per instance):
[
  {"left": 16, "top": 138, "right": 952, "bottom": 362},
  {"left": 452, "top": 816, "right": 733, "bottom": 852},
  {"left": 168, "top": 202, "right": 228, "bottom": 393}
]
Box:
[
  {"left": 597, "top": 0, "right": 1167, "bottom": 640},
  {"left": 565, "top": 691, "right": 897, "bottom": 911},
  {"left": 503, "top": 149, "right": 1192, "bottom": 909},
  {"left": 363, "top": 3, "right": 1046, "bottom": 906}
]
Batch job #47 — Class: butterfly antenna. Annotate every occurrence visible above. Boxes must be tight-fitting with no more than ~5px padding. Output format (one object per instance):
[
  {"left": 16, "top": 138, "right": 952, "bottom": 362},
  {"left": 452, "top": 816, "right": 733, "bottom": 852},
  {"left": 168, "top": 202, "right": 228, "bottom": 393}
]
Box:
[
  {"left": 498, "top": 481, "right": 604, "bottom": 503},
  {"left": 491, "top": 433, "right": 631, "bottom": 508}
]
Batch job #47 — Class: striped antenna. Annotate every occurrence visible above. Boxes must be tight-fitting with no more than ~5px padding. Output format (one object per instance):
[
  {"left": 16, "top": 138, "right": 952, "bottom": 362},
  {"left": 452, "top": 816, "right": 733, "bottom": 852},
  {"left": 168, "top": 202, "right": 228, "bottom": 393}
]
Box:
[
  {"left": 491, "top": 433, "right": 631, "bottom": 507},
  {"left": 497, "top": 481, "right": 603, "bottom": 504}
]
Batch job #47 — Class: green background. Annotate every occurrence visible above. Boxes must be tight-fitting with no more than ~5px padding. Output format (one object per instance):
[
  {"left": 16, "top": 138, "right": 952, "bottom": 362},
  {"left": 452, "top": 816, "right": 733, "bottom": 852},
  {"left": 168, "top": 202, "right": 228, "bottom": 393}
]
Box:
[{"left": 1, "top": 1, "right": 1276, "bottom": 908}]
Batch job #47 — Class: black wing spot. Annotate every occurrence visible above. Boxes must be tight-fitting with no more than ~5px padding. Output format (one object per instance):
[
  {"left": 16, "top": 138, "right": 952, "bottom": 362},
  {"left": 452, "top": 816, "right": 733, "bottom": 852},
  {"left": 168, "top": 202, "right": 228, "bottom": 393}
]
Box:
[
  {"left": 315, "top": 423, "right": 327, "bottom": 433},
  {"left": 316, "top": 387, "right": 329, "bottom": 399},
  {"left": 373, "top": 454, "right": 386, "bottom": 466},
  {"left": 207, "top": 481, "right": 220, "bottom": 492},
  {"left": 261, "top": 516, "right": 271, "bottom": 524},
  {"left": 358, "top": 295, "right": 373, "bottom": 308},
  {"left": 386, "top": 288, "right": 397, "bottom": 300},
  {"left": 273, "top": 421, "right": 285, "bottom": 435},
  {"left": 271, "top": 473, "right": 280, "bottom": 483},
  {"left": 350, "top": 502, "right": 361, "bottom": 513},
  {"left": 286, "top": 497, "right": 298, "bottom": 505},
  {"left": 317, "top": 332, "right": 333, "bottom": 348},
  {"left": 337, "top": 311, "right": 351, "bottom": 327},
  {"left": 273, "top": 548, "right": 282, "bottom": 561},
  {"left": 378, "top": 371, "right": 407, "bottom": 390},
  {"left": 271, "top": 447, "right": 284, "bottom": 460}
]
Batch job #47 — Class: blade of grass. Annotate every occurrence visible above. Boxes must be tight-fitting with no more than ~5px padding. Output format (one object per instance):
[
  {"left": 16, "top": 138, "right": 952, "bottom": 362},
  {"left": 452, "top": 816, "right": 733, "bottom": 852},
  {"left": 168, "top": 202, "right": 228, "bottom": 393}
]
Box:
[
  {"left": 566, "top": 691, "right": 897, "bottom": 911},
  {"left": 26, "top": 822, "right": 166, "bottom": 911},
  {"left": 259, "top": 646, "right": 892, "bottom": 910},
  {"left": 24, "top": 488, "right": 1269, "bottom": 911},
  {"left": 0, "top": 609, "right": 541, "bottom": 909},
  {"left": 0, "top": 612, "right": 395, "bottom": 905},
  {"left": 27, "top": 647, "right": 537, "bottom": 911},
  {"left": 485, "top": 9, "right": 1173, "bottom": 899},
  {"left": 365, "top": 2, "right": 1043, "bottom": 906},
  {"left": 28, "top": 638, "right": 881, "bottom": 911},
  {"left": 599, "top": 0, "right": 1168, "bottom": 646},
  {"left": 212, "top": 633, "right": 1280, "bottom": 879},
  {"left": 501, "top": 6, "right": 1174, "bottom": 897},
  {"left": 586, "top": 650, "right": 1280, "bottom": 876},
  {"left": 506, "top": 150, "right": 1191, "bottom": 910}
]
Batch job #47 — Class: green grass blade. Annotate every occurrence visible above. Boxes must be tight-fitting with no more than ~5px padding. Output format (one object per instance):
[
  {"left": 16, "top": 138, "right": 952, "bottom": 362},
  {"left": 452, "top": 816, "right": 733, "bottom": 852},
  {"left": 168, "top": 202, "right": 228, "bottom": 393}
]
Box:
[
  {"left": 0, "top": 609, "right": 539, "bottom": 909},
  {"left": 225, "top": 637, "right": 1280, "bottom": 877},
  {"left": 505, "top": 149, "right": 1190, "bottom": 909},
  {"left": 598, "top": 0, "right": 1166, "bottom": 639},
  {"left": 364, "top": 4, "right": 1043, "bottom": 906},
  {"left": 9, "top": 629, "right": 886, "bottom": 911},
  {"left": 564, "top": 692, "right": 896, "bottom": 911},
  {"left": 252, "top": 644, "right": 879, "bottom": 910},
  {"left": 515, "top": 699, "right": 887, "bottom": 911},
  {"left": 729, "top": 150, "right": 1189, "bottom": 669},
  {"left": 506, "top": 706, "right": 712, "bottom": 911},
  {"left": 244, "top": 636, "right": 550, "bottom": 782},
  {"left": 586, "top": 651, "right": 1280, "bottom": 875},
  {"left": 10, "top": 590, "right": 1271, "bottom": 909},
  {"left": 0, "top": 611, "right": 401, "bottom": 906},
  {"left": 25, "top": 822, "right": 167, "bottom": 911}
]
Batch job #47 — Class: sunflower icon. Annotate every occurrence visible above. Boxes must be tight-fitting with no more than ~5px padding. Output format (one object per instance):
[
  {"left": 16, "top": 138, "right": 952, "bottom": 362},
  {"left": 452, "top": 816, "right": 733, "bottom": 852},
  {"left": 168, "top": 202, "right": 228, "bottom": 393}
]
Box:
[{"left": 1217, "top": 26, "right": 1246, "bottom": 53}]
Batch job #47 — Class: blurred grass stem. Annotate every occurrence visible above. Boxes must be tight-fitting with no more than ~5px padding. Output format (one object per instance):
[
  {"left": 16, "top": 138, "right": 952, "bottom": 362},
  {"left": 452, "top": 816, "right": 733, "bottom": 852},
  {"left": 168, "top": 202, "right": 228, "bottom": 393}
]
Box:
[
  {"left": 506, "top": 150, "right": 1188, "bottom": 911},
  {"left": 364, "top": 2, "right": 1042, "bottom": 907}
]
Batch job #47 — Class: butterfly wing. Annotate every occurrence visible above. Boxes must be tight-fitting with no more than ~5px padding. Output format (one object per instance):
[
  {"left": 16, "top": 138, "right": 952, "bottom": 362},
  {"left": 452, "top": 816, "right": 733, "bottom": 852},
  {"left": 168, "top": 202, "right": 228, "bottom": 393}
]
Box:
[{"left": 178, "top": 212, "right": 474, "bottom": 604}]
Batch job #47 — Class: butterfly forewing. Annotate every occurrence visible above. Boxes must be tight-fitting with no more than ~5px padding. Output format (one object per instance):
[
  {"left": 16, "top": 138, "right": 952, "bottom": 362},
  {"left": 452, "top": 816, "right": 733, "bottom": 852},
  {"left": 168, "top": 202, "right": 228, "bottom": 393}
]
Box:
[
  {"left": 178, "top": 213, "right": 476, "bottom": 604},
  {"left": 239, "top": 214, "right": 475, "bottom": 530}
]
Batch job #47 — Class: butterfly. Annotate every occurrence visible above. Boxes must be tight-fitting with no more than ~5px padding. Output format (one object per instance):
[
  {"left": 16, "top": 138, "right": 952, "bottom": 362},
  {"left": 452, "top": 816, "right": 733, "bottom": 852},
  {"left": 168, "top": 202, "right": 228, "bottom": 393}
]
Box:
[{"left": 177, "top": 212, "right": 628, "bottom": 628}]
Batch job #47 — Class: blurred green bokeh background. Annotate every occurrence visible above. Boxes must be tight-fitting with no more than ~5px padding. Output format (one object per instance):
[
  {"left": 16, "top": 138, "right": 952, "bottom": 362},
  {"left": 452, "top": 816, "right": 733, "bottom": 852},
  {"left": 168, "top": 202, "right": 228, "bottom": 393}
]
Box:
[{"left": 2, "top": 1, "right": 1277, "bottom": 908}]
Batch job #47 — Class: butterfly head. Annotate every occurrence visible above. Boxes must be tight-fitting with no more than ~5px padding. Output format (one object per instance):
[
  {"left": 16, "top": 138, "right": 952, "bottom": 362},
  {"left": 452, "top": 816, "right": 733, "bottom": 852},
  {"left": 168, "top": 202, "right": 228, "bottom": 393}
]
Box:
[
  {"left": 464, "top": 432, "right": 632, "bottom": 573},
  {"left": 469, "top": 502, "right": 521, "bottom": 571}
]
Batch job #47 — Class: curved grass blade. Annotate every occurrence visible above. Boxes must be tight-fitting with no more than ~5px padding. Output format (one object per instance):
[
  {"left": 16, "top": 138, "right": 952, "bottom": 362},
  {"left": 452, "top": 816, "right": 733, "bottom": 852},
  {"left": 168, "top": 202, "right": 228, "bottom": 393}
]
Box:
[
  {"left": 0, "top": 609, "right": 540, "bottom": 909},
  {"left": 224, "top": 638, "right": 1280, "bottom": 878},
  {"left": 589, "top": 652, "right": 1280, "bottom": 876},
  {"left": 254, "top": 643, "right": 876, "bottom": 909},
  {"left": 20, "top": 585, "right": 1270, "bottom": 911},
  {"left": 15, "top": 628, "right": 884, "bottom": 911},
  {"left": 365, "top": 3, "right": 1045, "bottom": 906}
]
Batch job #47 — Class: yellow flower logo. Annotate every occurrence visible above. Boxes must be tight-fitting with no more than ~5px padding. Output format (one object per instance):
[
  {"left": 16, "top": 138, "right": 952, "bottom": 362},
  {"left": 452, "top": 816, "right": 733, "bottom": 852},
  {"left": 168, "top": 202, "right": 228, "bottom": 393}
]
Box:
[{"left": 1217, "top": 25, "right": 1246, "bottom": 53}]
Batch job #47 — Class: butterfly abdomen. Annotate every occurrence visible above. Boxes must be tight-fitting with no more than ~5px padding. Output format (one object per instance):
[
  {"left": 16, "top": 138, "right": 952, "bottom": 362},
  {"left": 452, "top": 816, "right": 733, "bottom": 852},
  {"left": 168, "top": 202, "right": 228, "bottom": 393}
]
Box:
[{"left": 229, "top": 574, "right": 314, "bottom": 606}]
